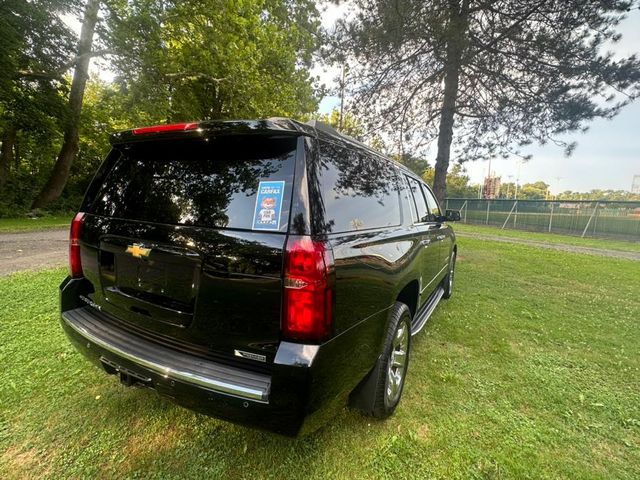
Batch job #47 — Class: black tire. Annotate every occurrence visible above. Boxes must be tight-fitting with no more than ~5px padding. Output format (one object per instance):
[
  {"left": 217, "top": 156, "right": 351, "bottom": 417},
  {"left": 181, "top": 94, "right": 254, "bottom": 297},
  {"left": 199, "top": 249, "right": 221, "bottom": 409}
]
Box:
[
  {"left": 442, "top": 249, "right": 456, "bottom": 299},
  {"left": 361, "top": 302, "right": 412, "bottom": 419}
]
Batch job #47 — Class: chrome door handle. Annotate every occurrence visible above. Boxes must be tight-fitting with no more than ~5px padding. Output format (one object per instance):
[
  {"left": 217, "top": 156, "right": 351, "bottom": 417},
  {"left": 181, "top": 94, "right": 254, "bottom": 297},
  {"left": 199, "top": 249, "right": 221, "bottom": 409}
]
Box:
[
  {"left": 436, "top": 235, "right": 446, "bottom": 241},
  {"left": 420, "top": 239, "right": 431, "bottom": 246}
]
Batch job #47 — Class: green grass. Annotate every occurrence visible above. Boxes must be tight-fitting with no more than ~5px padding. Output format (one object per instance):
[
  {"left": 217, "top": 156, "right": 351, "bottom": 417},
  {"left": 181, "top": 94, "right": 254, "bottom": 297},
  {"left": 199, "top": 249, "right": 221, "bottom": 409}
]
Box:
[
  {"left": 455, "top": 222, "right": 640, "bottom": 253},
  {"left": 0, "top": 215, "right": 71, "bottom": 233},
  {"left": 1, "top": 239, "right": 639, "bottom": 479}
]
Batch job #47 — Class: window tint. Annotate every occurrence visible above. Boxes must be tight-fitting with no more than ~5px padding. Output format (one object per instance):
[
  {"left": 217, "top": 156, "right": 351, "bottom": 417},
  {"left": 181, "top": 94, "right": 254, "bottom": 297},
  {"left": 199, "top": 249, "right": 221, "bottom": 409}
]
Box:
[
  {"left": 422, "top": 185, "right": 441, "bottom": 220},
  {"left": 406, "top": 176, "right": 428, "bottom": 223},
  {"left": 91, "top": 136, "right": 297, "bottom": 231},
  {"left": 316, "top": 142, "right": 401, "bottom": 233}
]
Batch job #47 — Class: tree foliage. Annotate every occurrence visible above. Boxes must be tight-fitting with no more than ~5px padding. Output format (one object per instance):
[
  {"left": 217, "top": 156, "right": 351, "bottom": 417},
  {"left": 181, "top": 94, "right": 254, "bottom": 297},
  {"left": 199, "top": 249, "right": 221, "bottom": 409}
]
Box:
[
  {"left": 556, "top": 189, "right": 640, "bottom": 201},
  {"left": 333, "top": 0, "right": 640, "bottom": 202},
  {"left": 315, "top": 108, "right": 364, "bottom": 137},
  {"left": 104, "top": 0, "right": 321, "bottom": 122},
  {"left": 396, "top": 153, "right": 430, "bottom": 177},
  {"left": 0, "top": 0, "right": 323, "bottom": 212},
  {"left": 0, "top": 0, "right": 78, "bottom": 192},
  {"left": 423, "top": 163, "right": 478, "bottom": 198}
]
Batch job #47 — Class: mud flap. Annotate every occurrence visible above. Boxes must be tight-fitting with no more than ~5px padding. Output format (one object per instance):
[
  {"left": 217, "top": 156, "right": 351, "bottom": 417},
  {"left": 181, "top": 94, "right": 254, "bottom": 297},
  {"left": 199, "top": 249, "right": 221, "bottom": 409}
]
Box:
[{"left": 348, "top": 354, "right": 383, "bottom": 415}]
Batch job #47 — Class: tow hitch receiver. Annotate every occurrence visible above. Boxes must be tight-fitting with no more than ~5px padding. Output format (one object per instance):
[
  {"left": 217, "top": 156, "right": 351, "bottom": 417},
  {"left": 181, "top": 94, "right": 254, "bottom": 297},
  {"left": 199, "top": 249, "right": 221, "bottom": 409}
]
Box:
[{"left": 100, "top": 357, "right": 152, "bottom": 388}]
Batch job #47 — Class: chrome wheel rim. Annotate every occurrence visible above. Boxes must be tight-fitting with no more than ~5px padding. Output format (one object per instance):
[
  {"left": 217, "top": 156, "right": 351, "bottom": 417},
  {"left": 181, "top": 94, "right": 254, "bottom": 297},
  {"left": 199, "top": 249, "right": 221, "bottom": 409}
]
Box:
[{"left": 386, "top": 321, "right": 409, "bottom": 405}]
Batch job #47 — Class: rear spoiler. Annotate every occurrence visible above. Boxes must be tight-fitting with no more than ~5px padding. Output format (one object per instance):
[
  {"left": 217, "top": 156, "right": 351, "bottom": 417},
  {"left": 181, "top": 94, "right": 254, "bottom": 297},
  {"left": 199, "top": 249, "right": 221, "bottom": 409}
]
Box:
[{"left": 110, "top": 118, "right": 316, "bottom": 146}]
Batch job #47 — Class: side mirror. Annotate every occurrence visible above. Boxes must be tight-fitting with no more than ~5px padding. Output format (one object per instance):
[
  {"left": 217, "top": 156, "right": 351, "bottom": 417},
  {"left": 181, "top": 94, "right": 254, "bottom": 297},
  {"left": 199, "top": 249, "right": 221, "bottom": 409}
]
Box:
[{"left": 445, "top": 209, "right": 461, "bottom": 222}]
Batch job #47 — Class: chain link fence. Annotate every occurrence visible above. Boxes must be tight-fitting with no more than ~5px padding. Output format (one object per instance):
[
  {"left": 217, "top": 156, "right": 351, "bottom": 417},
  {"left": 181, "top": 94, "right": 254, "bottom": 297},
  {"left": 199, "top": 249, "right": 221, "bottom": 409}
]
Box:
[{"left": 444, "top": 198, "right": 640, "bottom": 241}]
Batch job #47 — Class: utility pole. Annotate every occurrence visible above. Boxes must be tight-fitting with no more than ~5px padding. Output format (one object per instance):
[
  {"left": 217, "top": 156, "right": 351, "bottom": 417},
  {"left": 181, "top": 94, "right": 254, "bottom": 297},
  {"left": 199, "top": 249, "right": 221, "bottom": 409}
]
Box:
[
  {"left": 506, "top": 175, "right": 514, "bottom": 199},
  {"left": 339, "top": 64, "right": 347, "bottom": 132},
  {"left": 514, "top": 159, "right": 522, "bottom": 200}
]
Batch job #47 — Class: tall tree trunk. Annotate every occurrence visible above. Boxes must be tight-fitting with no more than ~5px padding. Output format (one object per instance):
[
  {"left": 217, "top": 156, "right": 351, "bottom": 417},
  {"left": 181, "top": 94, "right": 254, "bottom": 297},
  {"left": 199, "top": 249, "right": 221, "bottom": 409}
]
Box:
[
  {"left": 31, "top": 0, "right": 100, "bottom": 209},
  {"left": 0, "top": 126, "right": 17, "bottom": 190},
  {"left": 433, "top": 1, "right": 468, "bottom": 204}
]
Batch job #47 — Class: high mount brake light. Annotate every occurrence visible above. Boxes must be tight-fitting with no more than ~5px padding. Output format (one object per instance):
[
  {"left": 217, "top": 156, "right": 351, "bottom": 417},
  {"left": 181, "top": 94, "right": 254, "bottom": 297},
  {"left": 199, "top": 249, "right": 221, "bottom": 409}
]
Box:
[
  {"left": 282, "top": 236, "right": 334, "bottom": 343},
  {"left": 131, "top": 122, "right": 199, "bottom": 135},
  {"left": 69, "top": 212, "right": 86, "bottom": 278}
]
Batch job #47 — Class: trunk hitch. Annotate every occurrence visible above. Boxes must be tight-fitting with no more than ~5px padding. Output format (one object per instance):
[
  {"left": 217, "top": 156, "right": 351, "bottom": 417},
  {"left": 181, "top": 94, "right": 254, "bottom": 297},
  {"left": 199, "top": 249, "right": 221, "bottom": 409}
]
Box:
[{"left": 100, "top": 356, "right": 152, "bottom": 388}]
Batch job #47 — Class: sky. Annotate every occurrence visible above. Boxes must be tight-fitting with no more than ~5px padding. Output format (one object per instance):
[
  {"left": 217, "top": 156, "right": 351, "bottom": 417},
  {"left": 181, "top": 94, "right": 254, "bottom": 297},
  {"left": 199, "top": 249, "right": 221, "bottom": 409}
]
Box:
[
  {"left": 315, "top": 5, "right": 640, "bottom": 194},
  {"left": 66, "top": 3, "right": 639, "bottom": 193}
]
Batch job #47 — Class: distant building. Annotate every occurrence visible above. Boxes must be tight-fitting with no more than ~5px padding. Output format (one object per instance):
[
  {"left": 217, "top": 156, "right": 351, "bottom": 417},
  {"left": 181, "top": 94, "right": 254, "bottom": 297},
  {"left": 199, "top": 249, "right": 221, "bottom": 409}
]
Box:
[
  {"left": 482, "top": 176, "right": 501, "bottom": 199},
  {"left": 632, "top": 175, "right": 640, "bottom": 194}
]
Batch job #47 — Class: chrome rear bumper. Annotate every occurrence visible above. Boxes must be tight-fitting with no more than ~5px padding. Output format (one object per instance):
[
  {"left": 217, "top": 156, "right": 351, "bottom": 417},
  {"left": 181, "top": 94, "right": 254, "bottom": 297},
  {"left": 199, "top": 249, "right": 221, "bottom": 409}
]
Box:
[{"left": 62, "top": 307, "right": 271, "bottom": 403}]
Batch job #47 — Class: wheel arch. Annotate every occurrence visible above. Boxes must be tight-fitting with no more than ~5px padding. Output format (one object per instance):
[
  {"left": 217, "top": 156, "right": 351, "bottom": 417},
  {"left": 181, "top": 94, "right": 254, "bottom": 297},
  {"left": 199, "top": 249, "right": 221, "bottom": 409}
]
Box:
[{"left": 395, "top": 279, "right": 419, "bottom": 320}]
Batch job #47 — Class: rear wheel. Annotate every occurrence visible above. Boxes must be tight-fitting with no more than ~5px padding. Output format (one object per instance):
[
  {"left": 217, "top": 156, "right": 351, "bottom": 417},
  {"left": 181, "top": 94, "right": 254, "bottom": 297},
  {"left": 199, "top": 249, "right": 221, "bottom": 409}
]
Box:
[
  {"left": 369, "top": 302, "right": 412, "bottom": 419},
  {"left": 442, "top": 250, "right": 456, "bottom": 299}
]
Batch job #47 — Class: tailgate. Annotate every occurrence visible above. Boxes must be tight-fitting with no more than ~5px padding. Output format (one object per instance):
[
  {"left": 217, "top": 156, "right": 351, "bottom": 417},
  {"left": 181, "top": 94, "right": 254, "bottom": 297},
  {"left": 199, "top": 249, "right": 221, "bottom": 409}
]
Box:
[{"left": 78, "top": 135, "right": 298, "bottom": 364}]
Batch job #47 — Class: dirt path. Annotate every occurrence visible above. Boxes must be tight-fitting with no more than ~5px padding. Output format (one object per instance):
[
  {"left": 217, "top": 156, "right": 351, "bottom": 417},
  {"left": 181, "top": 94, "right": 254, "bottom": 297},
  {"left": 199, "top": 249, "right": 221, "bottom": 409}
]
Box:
[
  {"left": 457, "top": 232, "right": 640, "bottom": 261},
  {"left": 0, "top": 228, "right": 68, "bottom": 276}
]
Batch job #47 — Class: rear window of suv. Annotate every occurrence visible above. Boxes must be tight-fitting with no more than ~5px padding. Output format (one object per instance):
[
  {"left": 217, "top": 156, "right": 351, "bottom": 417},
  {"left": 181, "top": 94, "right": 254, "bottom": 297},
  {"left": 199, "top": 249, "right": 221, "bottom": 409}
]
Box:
[{"left": 90, "top": 136, "right": 297, "bottom": 231}]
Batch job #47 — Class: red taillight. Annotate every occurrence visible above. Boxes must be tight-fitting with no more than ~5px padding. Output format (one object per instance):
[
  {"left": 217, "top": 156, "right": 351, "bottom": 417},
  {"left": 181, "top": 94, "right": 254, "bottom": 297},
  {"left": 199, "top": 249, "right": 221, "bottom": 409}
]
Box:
[
  {"left": 282, "top": 236, "right": 334, "bottom": 343},
  {"left": 69, "top": 212, "right": 85, "bottom": 278},
  {"left": 131, "top": 122, "right": 199, "bottom": 135}
]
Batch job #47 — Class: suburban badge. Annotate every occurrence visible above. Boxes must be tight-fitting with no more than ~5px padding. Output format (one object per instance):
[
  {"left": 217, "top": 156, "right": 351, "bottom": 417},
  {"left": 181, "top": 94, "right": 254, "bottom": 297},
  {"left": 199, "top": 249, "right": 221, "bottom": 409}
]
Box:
[{"left": 234, "top": 350, "right": 266, "bottom": 363}]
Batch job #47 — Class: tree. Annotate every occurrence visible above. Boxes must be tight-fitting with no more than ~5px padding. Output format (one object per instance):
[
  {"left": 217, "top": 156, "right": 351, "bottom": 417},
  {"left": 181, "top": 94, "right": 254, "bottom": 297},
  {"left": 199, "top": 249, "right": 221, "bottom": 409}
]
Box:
[
  {"left": 0, "top": 0, "right": 76, "bottom": 190},
  {"left": 31, "top": 0, "right": 101, "bottom": 209},
  {"left": 333, "top": 0, "right": 640, "bottom": 203},
  {"left": 104, "top": 0, "right": 321, "bottom": 122},
  {"left": 500, "top": 182, "right": 517, "bottom": 199},
  {"left": 423, "top": 163, "right": 477, "bottom": 198},
  {"left": 557, "top": 189, "right": 640, "bottom": 201},
  {"left": 316, "top": 108, "right": 364, "bottom": 137},
  {"left": 396, "top": 153, "right": 430, "bottom": 177},
  {"left": 518, "top": 181, "right": 550, "bottom": 199},
  {"left": 25, "top": 0, "right": 322, "bottom": 209}
]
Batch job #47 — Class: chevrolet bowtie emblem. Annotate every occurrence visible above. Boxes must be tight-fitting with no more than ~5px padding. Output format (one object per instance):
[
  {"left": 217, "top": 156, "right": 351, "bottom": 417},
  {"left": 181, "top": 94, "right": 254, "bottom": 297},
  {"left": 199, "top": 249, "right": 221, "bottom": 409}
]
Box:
[{"left": 126, "top": 244, "right": 151, "bottom": 259}]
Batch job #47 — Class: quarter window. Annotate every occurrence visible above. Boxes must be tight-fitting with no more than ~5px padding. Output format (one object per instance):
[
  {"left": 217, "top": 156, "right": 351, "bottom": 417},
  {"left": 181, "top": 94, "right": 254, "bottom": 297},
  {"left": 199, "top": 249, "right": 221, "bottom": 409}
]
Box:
[
  {"left": 316, "top": 142, "right": 401, "bottom": 233},
  {"left": 422, "top": 185, "right": 442, "bottom": 220},
  {"left": 406, "top": 176, "right": 428, "bottom": 223}
]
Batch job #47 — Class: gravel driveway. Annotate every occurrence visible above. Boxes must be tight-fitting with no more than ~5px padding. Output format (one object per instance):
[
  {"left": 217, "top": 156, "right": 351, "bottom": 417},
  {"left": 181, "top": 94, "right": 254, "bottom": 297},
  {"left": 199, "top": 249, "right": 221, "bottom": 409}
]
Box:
[{"left": 0, "top": 228, "right": 68, "bottom": 276}]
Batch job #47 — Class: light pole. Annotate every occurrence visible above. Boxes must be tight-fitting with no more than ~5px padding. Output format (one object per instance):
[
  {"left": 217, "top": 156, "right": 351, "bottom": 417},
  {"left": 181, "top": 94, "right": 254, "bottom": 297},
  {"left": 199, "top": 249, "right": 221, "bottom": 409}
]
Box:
[
  {"left": 338, "top": 64, "right": 347, "bottom": 132},
  {"left": 514, "top": 159, "right": 523, "bottom": 200},
  {"left": 554, "top": 176, "right": 562, "bottom": 200}
]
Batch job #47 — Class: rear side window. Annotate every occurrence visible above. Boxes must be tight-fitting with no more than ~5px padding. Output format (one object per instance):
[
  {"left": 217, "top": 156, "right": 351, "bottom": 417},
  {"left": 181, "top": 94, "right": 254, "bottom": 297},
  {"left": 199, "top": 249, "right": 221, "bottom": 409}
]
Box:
[
  {"left": 90, "top": 136, "right": 297, "bottom": 231},
  {"left": 316, "top": 141, "right": 401, "bottom": 233}
]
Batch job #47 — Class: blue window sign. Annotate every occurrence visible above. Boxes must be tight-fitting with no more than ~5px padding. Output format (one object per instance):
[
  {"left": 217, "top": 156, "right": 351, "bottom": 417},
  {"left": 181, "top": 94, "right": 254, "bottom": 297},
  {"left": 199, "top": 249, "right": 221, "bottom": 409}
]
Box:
[{"left": 252, "top": 181, "right": 285, "bottom": 231}]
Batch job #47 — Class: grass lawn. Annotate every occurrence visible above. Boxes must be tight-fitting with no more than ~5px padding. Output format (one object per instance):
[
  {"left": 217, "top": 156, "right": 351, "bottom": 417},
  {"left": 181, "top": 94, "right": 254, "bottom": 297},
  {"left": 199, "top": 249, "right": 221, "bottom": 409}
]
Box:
[
  {"left": 1, "top": 237, "right": 638, "bottom": 479},
  {"left": 454, "top": 222, "right": 640, "bottom": 253},
  {"left": 0, "top": 215, "right": 72, "bottom": 233}
]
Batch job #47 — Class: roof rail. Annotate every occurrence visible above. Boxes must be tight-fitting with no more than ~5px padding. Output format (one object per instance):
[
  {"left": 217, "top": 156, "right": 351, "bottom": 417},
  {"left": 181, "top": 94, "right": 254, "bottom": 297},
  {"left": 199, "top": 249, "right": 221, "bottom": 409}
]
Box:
[
  {"left": 305, "top": 119, "right": 340, "bottom": 136},
  {"left": 305, "top": 119, "right": 375, "bottom": 152}
]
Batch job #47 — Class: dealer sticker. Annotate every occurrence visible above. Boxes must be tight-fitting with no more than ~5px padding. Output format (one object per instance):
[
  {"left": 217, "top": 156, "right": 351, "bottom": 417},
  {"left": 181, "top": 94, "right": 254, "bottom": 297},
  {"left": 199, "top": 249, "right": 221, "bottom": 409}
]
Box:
[{"left": 252, "top": 181, "right": 285, "bottom": 231}]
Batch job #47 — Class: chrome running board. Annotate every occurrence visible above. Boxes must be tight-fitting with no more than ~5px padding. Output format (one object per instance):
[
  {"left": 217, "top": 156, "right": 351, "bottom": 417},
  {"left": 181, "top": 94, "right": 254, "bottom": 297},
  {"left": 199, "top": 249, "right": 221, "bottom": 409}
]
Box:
[{"left": 411, "top": 286, "right": 445, "bottom": 336}]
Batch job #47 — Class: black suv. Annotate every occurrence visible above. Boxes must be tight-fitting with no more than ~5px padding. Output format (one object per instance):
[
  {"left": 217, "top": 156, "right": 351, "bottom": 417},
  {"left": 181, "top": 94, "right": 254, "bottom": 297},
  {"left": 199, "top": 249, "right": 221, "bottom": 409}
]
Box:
[{"left": 60, "top": 118, "right": 459, "bottom": 436}]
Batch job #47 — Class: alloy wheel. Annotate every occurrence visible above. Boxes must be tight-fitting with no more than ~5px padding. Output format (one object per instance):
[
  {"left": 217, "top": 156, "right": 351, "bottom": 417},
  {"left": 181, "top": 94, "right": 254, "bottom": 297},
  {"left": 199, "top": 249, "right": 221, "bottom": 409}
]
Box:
[{"left": 386, "top": 321, "right": 409, "bottom": 405}]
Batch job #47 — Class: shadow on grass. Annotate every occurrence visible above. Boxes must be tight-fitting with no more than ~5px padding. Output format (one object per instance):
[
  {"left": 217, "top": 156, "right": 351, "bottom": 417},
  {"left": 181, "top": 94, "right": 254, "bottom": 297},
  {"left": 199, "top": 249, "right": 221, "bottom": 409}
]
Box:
[{"left": 31, "top": 365, "right": 385, "bottom": 479}]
